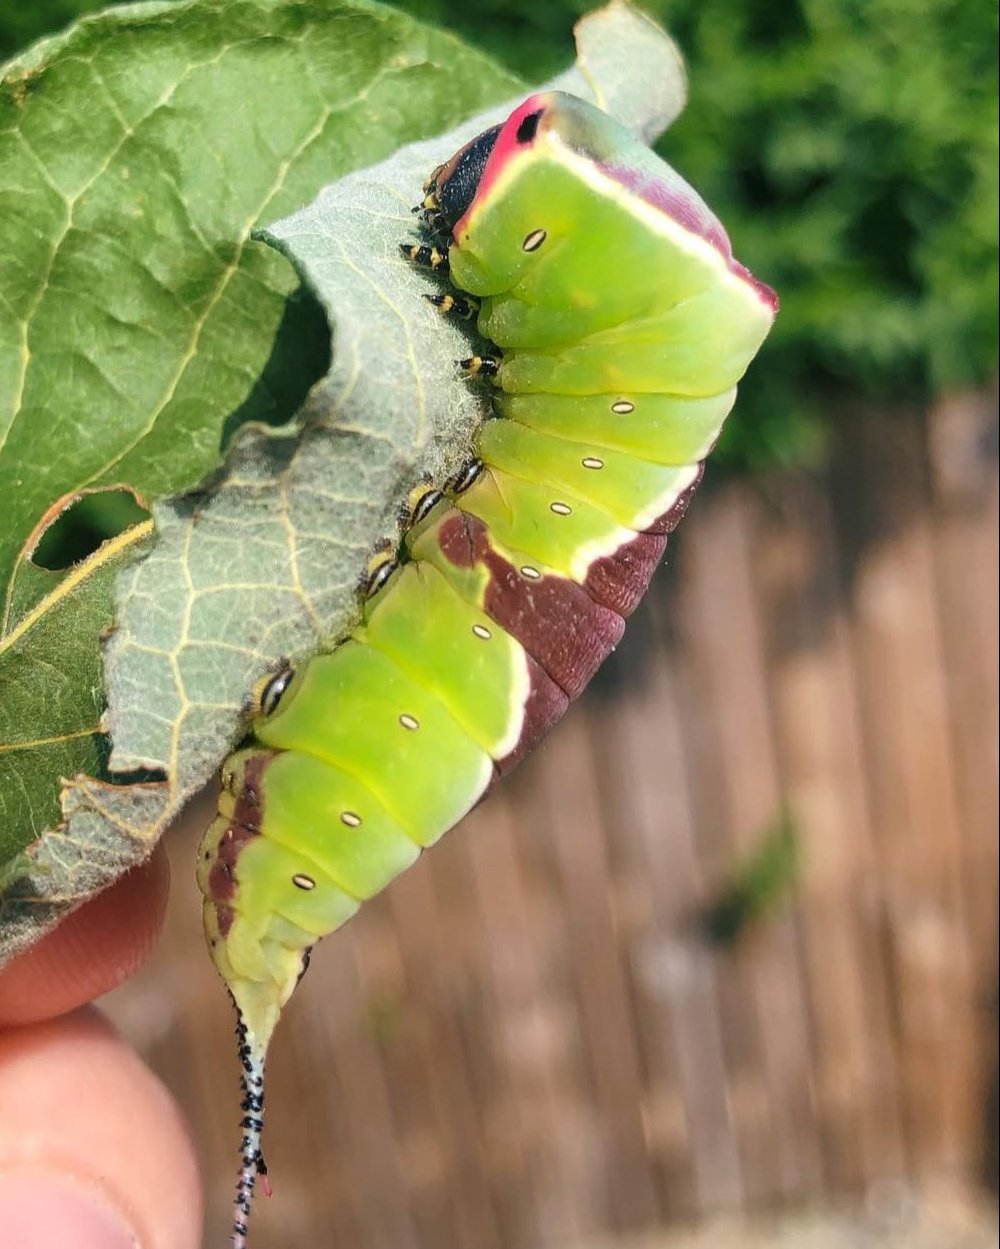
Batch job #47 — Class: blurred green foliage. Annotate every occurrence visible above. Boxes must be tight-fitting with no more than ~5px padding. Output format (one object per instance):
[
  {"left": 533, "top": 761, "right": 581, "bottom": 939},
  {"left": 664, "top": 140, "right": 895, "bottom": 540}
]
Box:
[
  {"left": 6, "top": 0, "right": 997, "bottom": 468},
  {"left": 0, "top": 0, "right": 131, "bottom": 61},
  {"left": 699, "top": 810, "right": 800, "bottom": 946}
]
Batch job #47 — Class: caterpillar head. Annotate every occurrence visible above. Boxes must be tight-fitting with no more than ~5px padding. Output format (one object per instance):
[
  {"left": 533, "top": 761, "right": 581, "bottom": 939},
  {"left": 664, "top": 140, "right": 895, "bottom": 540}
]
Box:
[{"left": 419, "top": 121, "right": 502, "bottom": 234}]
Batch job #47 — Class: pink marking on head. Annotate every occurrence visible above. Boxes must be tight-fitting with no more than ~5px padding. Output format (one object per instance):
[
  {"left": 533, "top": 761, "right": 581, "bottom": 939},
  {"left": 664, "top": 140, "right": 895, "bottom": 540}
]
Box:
[{"left": 453, "top": 94, "right": 547, "bottom": 240}]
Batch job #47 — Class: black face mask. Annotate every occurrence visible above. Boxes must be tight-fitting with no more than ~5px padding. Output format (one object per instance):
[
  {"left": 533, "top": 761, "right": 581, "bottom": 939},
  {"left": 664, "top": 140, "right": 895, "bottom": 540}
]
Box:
[{"left": 433, "top": 123, "right": 501, "bottom": 231}]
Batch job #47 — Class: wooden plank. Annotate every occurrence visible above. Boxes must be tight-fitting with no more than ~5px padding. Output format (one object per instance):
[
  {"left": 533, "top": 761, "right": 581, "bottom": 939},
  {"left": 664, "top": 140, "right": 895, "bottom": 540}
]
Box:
[
  {"left": 839, "top": 409, "right": 976, "bottom": 1184},
  {"left": 276, "top": 935, "right": 384, "bottom": 1248},
  {"left": 426, "top": 795, "right": 541, "bottom": 1249},
  {"left": 308, "top": 915, "right": 422, "bottom": 1249},
  {"left": 594, "top": 582, "right": 746, "bottom": 1217},
  {"left": 676, "top": 484, "right": 825, "bottom": 1203},
  {"left": 380, "top": 852, "right": 506, "bottom": 1249},
  {"left": 927, "top": 392, "right": 999, "bottom": 951},
  {"left": 669, "top": 521, "right": 773, "bottom": 1208},
  {"left": 926, "top": 391, "right": 999, "bottom": 1183},
  {"left": 537, "top": 700, "right": 662, "bottom": 1233},
  {"left": 465, "top": 783, "right": 597, "bottom": 1248},
  {"left": 751, "top": 470, "right": 907, "bottom": 1191}
]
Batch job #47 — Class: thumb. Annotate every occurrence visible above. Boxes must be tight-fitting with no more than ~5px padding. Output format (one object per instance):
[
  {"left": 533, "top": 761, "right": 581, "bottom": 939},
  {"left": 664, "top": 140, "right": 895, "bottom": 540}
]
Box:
[{"left": 0, "top": 1008, "right": 203, "bottom": 1249}]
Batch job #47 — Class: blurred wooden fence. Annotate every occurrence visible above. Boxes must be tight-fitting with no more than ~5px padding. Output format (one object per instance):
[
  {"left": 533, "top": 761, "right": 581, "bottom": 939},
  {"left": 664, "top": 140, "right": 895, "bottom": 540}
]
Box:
[{"left": 104, "top": 391, "right": 998, "bottom": 1248}]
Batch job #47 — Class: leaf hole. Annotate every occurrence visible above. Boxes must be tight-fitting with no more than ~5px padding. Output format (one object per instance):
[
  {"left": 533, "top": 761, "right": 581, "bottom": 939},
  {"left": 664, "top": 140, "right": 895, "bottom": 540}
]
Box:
[{"left": 31, "top": 488, "right": 150, "bottom": 571}]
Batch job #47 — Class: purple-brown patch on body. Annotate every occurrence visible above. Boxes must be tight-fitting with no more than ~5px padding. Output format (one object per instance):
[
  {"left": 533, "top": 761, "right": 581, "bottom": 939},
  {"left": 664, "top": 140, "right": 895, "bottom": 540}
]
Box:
[
  {"left": 483, "top": 550, "right": 624, "bottom": 699},
  {"left": 207, "top": 750, "right": 275, "bottom": 937},
  {"left": 584, "top": 529, "right": 668, "bottom": 618},
  {"left": 436, "top": 507, "right": 624, "bottom": 698},
  {"left": 643, "top": 465, "right": 705, "bottom": 535},
  {"left": 583, "top": 466, "right": 703, "bottom": 615},
  {"left": 435, "top": 507, "right": 479, "bottom": 569},
  {"left": 496, "top": 652, "right": 569, "bottom": 775}
]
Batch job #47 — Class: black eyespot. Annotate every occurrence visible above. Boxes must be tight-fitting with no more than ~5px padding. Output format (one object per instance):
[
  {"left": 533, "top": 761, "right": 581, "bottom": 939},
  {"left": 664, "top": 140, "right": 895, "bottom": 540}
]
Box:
[
  {"left": 260, "top": 665, "right": 294, "bottom": 717},
  {"left": 434, "top": 124, "right": 502, "bottom": 232},
  {"left": 516, "top": 110, "right": 543, "bottom": 144}
]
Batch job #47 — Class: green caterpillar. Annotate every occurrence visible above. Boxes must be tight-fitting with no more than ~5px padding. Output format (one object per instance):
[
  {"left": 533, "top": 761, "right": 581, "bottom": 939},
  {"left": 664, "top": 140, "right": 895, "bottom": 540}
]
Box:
[{"left": 197, "top": 91, "right": 776, "bottom": 1245}]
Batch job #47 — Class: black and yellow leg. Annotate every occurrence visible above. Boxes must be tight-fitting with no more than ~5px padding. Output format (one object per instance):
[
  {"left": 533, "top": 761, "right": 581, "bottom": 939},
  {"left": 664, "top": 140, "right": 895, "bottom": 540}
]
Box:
[
  {"left": 458, "top": 354, "right": 500, "bottom": 379},
  {"left": 421, "top": 209, "right": 450, "bottom": 235},
  {"left": 445, "top": 458, "right": 485, "bottom": 496},
  {"left": 363, "top": 546, "right": 400, "bottom": 599},
  {"left": 424, "top": 292, "right": 479, "bottom": 320},
  {"left": 404, "top": 483, "right": 445, "bottom": 527},
  {"left": 399, "top": 241, "right": 450, "bottom": 273}
]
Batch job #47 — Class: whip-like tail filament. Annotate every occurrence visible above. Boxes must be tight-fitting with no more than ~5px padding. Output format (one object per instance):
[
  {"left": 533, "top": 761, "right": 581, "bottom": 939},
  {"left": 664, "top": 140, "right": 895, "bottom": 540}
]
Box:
[{"left": 232, "top": 1014, "right": 269, "bottom": 1248}]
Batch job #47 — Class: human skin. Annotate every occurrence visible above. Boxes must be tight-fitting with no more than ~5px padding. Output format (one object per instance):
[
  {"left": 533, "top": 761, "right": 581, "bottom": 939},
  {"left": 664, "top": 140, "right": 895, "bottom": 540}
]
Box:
[{"left": 0, "top": 848, "right": 203, "bottom": 1249}]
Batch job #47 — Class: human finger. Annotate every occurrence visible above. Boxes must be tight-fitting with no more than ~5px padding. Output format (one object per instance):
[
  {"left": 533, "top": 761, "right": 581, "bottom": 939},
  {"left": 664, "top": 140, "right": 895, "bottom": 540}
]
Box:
[
  {"left": 0, "top": 1006, "right": 202, "bottom": 1249},
  {"left": 0, "top": 845, "right": 170, "bottom": 1026}
]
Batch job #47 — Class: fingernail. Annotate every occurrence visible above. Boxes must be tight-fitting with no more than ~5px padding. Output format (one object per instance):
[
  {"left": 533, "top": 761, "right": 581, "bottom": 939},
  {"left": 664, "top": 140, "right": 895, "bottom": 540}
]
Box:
[{"left": 0, "top": 1173, "right": 137, "bottom": 1247}]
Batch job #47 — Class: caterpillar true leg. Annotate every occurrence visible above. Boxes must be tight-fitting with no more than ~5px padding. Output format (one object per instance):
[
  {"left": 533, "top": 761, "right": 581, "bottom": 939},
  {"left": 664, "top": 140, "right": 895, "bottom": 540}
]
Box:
[
  {"left": 424, "top": 291, "right": 480, "bottom": 319},
  {"left": 444, "top": 457, "right": 486, "bottom": 496},
  {"left": 398, "top": 240, "right": 450, "bottom": 272},
  {"left": 458, "top": 353, "right": 500, "bottom": 377}
]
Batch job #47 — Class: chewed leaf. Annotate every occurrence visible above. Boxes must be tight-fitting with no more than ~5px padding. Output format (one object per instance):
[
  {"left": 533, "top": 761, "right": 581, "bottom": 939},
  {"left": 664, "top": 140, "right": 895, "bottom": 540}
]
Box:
[
  {"left": 0, "top": 1, "right": 686, "bottom": 966},
  {"left": 101, "top": 0, "right": 685, "bottom": 792},
  {"left": 0, "top": 517, "right": 154, "bottom": 872},
  {"left": 571, "top": 0, "right": 687, "bottom": 141},
  {"left": 0, "top": 0, "right": 521, "bottom": 966}
]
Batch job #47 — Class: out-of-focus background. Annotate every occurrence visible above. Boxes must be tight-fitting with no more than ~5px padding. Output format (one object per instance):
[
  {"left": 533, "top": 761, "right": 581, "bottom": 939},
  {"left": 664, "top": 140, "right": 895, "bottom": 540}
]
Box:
[{"left": 6, "top": 1, "right": 997, "bottom": 1245}]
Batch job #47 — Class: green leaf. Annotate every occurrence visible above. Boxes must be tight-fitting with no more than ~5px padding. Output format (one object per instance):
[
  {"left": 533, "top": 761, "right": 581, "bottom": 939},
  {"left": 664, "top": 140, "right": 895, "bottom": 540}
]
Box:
[
  {"left": 0, "top": 0, "right": 686, "bottom": 965},
  {"left": 0, "top": 515, "right": 153, "bottom": 861}
]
